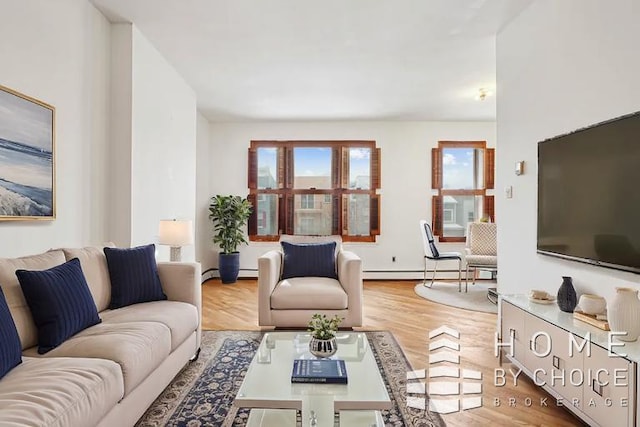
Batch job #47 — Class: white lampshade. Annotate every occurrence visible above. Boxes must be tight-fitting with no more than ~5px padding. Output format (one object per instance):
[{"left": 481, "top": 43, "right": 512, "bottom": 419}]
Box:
[{"left": 159, "top": 219, "right": 194, "bottom": 246}]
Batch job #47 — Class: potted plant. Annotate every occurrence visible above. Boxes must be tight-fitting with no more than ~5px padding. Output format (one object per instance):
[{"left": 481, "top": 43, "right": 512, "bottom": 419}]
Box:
[
  {"left": 208, "top": 195, "right": 253, "bottom": 284},
  {"left": 307, "top": 314, "right": 343, "bottom": 358}
]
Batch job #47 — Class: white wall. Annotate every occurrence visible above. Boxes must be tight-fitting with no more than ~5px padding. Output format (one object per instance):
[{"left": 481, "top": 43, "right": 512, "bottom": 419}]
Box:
[
  {"left": 109, "top": 24, "right": 133, "bottom": 248},
  {"left": 496, "top": 0, "right": 640, "bottom": 300},
  {"left": 196, "top": 112, "right": 213, "bottom": 265},
  {"left": 130, "top": 26, "right": 197, "bottom": 261},
  {"left": 0, "top": 0, "right": 111, "bottom": 257},
  {"left": 108, "top": 24, "right": 197, "bottom": 260},
  {"left": 202, "top": 121, "right": 496, "bottom": 277}
]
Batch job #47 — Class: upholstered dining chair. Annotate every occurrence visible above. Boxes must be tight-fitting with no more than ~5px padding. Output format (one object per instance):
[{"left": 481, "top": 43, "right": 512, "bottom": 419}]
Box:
[
  {"left": 464, "top": 222, "right": 498, "bottom": 288},
  {"left": 419, "top": 220, "right": 463, "bottom": 292}
]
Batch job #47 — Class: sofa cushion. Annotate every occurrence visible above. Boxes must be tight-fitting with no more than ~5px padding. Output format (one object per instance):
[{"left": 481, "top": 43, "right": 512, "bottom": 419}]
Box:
[
  {"left": 0, "top": 250, "right": 66, "bottom": 350},
  {"left": 100, "top": 301, "right": 198, "bottom": 351},
  {"left": 271, "top": 277, "right": 348, "bottom": 310},
  {"left": 16, "top": 258, "right": 101, "bottom": 354},
  {"left": 281, "top": 241, "right": 338, "bottom": 280},
  {"left": 0, "top": 287, "right": 21, "bottom": 379},
  {"left": 62, "top": 246, "right": 112, "bottom": 312},
  {"left": 23, "top": 321, "right": 171, "bottom": 395},
  {"left": 0, "top": 356, "right": 123, "bottom": 427},
  {"left": 104, "top": 244, "right": 167, "bottom": 309}
]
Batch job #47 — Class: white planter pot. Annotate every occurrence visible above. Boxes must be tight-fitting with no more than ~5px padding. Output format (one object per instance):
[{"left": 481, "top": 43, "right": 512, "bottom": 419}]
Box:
[{"left": 608, "top": 287, "right": 640, "bottom": 342}]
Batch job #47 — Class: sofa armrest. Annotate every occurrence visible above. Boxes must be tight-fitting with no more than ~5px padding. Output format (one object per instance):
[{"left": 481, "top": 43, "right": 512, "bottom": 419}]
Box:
[
  {"left": 258, "top": 250, "right": 282, "bottom": 326},
  {"left": 157, "top": 262, "right": 202, "bottom": 349},
  {"left": 337, "top": 250, "right": 363, "bottom": 324}
]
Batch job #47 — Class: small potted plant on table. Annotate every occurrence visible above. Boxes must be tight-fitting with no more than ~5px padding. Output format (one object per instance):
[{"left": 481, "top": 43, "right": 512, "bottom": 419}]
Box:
[{"left": 308, "top": 314, "right": 343, "bottom": 358}]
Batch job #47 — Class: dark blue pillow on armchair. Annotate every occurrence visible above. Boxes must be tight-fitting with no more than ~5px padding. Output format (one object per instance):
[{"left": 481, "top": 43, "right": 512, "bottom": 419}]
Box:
[
  {"left": 0, "top": 286, "right": 22, "bottom": 378},
  {"left": 16, "top": 258, "right": 101, "bottom": 354},
  {"left": 281, "top": 241, "right": 338, "bottom": 280},
  {"left": 104, "top": 244, "right": 166, "bottom": 309}
]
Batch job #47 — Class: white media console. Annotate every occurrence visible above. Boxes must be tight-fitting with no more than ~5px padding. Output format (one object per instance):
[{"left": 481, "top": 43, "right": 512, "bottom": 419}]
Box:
[{"left": 499, "top": 294, "right": 638, "bottom": 427}]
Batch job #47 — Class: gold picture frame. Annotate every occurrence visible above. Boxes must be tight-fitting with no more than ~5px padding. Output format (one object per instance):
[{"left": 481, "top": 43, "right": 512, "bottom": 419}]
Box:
[{"left": 0, "top": 84, "right": 55, "bottom": 220}]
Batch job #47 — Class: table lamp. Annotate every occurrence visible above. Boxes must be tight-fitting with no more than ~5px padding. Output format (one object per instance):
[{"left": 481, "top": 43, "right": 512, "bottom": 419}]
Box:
[{"left": 158, "top": 219, "right": 193, "bottom": 262}]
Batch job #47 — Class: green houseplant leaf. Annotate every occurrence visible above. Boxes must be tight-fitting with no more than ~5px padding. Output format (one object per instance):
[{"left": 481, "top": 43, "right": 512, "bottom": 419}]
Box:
[
  {"left": 208, "top": 195, "right": 253, "bottom": 254},
  {"left": 307, "top": 314, "right": 343, "bottom": 340}
]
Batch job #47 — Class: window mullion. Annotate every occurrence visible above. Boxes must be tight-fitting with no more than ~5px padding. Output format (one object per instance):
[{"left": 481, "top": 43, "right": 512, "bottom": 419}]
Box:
[
  {"left": 332, "top": 147, "right": 341, "bottom": 189},
  {"left": 341, "top": 147, "right": 350, "bottom": 189},
  {"left": 285, "top": 147, "right": 294, "bottom": 189}
]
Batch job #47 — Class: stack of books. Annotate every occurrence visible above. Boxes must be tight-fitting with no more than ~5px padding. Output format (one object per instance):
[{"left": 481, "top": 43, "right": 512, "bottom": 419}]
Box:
[{"left": 291, "top": 359, "right": 348, "bottom": 384}]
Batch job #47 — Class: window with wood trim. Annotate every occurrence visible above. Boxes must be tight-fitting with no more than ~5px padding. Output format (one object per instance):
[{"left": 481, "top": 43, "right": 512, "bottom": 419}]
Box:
[
  {"left": 431, "top": 141, "right": 495, "bottom": 242},
  {"left": 248, "top": 140, "right": 381, "bottom": 242}
]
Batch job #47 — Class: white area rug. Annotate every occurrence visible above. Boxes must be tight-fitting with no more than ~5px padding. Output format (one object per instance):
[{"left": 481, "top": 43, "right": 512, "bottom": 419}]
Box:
[{"left": 414, "top": 281, "right": 498, "bottom": 314}]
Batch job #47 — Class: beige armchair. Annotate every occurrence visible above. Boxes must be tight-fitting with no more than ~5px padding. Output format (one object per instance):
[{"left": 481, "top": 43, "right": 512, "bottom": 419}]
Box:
[{"left": 258, "top": 235, "right": 363, "bottom": 328}]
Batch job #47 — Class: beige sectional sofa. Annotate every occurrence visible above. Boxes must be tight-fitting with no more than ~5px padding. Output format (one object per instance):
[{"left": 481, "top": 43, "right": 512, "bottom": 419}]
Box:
[{"left": 0, "top": 247, "right": 202, "bottom": 427}]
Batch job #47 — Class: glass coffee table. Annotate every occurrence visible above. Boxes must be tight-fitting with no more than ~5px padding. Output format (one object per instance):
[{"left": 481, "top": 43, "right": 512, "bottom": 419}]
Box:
[{"left": 234, "top": 332, "right": 391, "bottom": 427}]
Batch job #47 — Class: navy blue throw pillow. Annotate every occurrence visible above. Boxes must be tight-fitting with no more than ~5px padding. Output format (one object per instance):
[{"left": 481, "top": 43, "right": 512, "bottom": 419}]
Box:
[
  {"left": 0, "top": 286, "right": 22, "bottom": 378},
  {"left": 281, "top": 241, "right": 338, "bottom": 280},
  {"left": 104, "top": 244, "right": 166, "bottom": 309},
  {"left": 16, "top": 258, "right": 101, "bottom": 354}
]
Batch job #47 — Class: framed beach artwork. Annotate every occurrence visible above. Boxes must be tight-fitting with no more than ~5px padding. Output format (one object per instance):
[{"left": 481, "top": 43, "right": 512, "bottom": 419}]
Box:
[{"left": 0, "top": 85, "right": 55, "bottom": 220}]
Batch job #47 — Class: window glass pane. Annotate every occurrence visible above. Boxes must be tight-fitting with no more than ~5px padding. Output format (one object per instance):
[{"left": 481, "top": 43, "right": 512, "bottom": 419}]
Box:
[
  {"left": 257, "top": 147, "right": 277, "bottom": 189},
  {"left": 349, "top": 147, "right": 371, "bottom": 189},
  {"left": 475, "top": 149, "right": 485, "bottom": 190},
  {"left": 294, "top": 194, "right": 332, "bottom": 235},
  {"left": 442, "top": 148, "right": 484, "bottom": 190},
  {"left": 256, "top": 194, "right": 278, "bottom": 235},
  {"left": 294, "top": 147, "right": 331, "bottom": 189},
  {"left": 442, "top": 195, "right": 484, "bottom": 238},
  {"left": 346, "top": 194, "right": 370, "bottom": 236}
]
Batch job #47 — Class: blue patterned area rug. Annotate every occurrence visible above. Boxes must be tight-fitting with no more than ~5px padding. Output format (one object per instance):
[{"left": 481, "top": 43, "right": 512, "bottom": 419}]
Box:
[{"left": 136, "top": 330, "right": 444, "bottom": 427}]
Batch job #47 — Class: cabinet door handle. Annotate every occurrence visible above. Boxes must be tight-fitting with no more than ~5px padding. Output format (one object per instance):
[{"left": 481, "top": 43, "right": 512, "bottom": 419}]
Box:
[
  {"left": 552, "top": 355, "right": 560, "bottom": 369},
  {"left": 509, "top": 328, "right": 516, "bottom": 339},
  {"left": 592, "top": 379, "right": 604, "bottom": 397},
  {"left": 529, "top": 339, "right": 536, "bottom": 352}
]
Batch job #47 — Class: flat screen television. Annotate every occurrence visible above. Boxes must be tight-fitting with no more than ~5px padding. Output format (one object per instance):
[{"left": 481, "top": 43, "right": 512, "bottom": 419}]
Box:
[{"left": 537, "top": 111, "right": 640, "bottom": 274}]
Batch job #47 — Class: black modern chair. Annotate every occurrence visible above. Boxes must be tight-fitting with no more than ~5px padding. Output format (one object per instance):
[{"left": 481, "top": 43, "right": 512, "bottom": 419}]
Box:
[{"left": 419, "top": 220, "right": 463, "bottom": 292}]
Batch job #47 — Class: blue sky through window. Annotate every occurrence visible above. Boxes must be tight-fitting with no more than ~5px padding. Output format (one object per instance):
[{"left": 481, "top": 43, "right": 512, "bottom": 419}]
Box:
[
  {"left": 442, "top": 148, "right": 474, "bottom": 189},
  {"left": 257, "top": 148, "right": 277, "bottom": 187},
  {"left": 349, "top": 148, "right": 370, "bottom": 188},
  {"left": 258, "top": 146, "right": 371, "bottom": 185},
  {"left": 294, "top": 147, "right": 331, "bottom": 176}
]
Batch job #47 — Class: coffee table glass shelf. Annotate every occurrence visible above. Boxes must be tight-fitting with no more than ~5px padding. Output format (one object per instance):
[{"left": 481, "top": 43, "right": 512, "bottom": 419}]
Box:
[{"left": 234, "top": 332, "right": 391, "bottom": 427}]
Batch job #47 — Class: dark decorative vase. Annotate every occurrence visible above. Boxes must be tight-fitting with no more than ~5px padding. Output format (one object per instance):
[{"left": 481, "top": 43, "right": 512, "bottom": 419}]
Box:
[
  {"left": 219, "top": 252, "right": 240, "bottom": 284},
  {"left": 557, "top": 276, "right": 577, "bottom": 312}
]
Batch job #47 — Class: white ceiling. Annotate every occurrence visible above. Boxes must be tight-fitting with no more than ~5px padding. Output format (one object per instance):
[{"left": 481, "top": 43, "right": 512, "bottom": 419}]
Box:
[{"left": 91, "top": 0, "right": 532, "bottom": 122}]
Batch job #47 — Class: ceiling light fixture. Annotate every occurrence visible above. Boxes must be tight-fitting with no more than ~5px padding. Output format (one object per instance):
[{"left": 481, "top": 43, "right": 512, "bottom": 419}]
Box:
[{"left": 476, "top": 88, "right": 490, "bottom": 101}]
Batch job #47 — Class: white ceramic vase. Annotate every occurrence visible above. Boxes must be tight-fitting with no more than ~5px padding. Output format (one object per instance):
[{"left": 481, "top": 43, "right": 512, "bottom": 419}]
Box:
[{"left": 608, "top": 287, "right": 640, "bottom": 342}]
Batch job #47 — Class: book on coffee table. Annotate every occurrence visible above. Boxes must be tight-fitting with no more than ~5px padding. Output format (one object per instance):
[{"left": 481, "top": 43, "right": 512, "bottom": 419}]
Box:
[{"left": 291, "top": 359, "right": 348, "bottom": 384}]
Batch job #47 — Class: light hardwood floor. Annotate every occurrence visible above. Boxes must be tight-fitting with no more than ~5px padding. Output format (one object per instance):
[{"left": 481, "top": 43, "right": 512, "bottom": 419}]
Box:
[{"left": 202, "top": 279, "right": 585, "bottom": 426}]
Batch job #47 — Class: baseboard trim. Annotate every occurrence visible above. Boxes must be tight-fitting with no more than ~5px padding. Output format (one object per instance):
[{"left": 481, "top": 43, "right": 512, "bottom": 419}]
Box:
[{"left": 201, "top": 268, "right": 479, "bottom": 282}]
